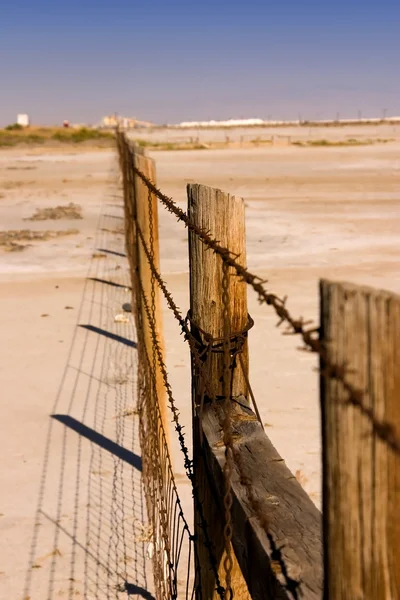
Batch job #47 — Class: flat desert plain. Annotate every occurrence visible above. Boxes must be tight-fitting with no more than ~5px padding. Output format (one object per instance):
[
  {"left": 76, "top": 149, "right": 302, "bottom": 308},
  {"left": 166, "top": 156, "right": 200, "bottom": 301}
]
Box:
[{"left": 1, "top": 130, "right": 399, "bottom": 598}]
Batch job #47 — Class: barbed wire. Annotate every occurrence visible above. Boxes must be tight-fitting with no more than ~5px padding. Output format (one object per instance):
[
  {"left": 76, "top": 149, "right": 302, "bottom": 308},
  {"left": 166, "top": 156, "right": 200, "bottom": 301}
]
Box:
[
  {"left": 135, "top": 256, "right": 226, "bottom": 598},
  {"left": 118, "top": 132, "right": 400, "bottom": 600},
  {"left": 130, "top": 247, "right": 197, "bottom": 597},
  {"left": 120, "top": 137, "right": 227, "bottom": 597},
  {"left": 136, "top": 214, "right": 301, "bottom": 598},
  {"left": 129, "top": 159, "right": 400, "bottom": 456}
]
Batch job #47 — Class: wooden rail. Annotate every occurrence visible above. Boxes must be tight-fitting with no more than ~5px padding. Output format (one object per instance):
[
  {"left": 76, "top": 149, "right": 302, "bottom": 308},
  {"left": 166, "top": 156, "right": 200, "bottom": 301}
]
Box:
[{"left": 202, "top": 402, "right": 323, "bottom": 599}]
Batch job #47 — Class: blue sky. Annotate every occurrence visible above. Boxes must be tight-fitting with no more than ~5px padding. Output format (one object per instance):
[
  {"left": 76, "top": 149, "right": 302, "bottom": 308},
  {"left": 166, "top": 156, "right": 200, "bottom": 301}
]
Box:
[{"left": 1, "top": 0, "right": 399, "bottom": 125}]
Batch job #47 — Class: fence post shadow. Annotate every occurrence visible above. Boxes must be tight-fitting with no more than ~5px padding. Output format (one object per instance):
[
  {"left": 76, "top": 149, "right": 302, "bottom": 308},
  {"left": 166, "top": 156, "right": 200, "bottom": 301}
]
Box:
[{"left": 51, "top": 414, "right": 142, "bottom": 471}]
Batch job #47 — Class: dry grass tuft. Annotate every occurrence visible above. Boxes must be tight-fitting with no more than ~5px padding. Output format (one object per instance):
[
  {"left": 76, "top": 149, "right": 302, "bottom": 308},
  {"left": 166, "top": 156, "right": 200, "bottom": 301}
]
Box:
[
  {"left": 292, "top": 137, "right": 394, "bottom": 148},
  {"left": 0, "top": 126, "right": 114, "bottom": 148},
  {"left": 0, "top": 228, "right": 79, "bottom": 251},
  {"left": 135, "top": 139, "right": 209, "bottom": 151},
  {"left": 2, "top": 180, "right": 35, "bottom": 190},
  {"left": 25, "top": 202, "right": 82, "bottom": 221},
  {"left": 6, "top": 165, "right": 37, "bottom": 171}
]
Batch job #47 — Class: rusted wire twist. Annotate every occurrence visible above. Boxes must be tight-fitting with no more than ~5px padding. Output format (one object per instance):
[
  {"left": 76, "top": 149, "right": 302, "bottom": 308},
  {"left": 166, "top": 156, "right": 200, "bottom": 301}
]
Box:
[{"left": 221, "top": 261, "right": 234, "bottom": 599}]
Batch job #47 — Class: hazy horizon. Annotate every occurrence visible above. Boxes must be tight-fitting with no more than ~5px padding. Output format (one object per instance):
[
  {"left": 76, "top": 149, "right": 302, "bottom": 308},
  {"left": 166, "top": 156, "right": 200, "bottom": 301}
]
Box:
[{"left": 1, "top": 0, "right": 399, "bottom": 127}]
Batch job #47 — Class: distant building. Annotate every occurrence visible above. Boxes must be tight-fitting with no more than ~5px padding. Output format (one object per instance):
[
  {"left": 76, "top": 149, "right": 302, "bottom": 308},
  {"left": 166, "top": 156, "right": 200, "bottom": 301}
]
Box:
[
  {"left": 102, "top": 115, "right": 119, "bottom": 128},
  {"left": 100, "top": 114, "right": 154, "bottom": 129},
  {"left": 17, "top": 114, "right": 30, "bottom": 127},
  {"left": 177, "top": 118, "right": 265, "bottom": 128},
  {"left": 173, "top": 116, "right": 400, "bottom": 128}
]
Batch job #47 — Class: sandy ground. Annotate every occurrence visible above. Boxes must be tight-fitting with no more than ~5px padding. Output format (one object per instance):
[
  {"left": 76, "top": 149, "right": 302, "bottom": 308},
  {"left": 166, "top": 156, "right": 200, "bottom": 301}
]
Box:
[
  {"left": 0, "top": 152, "right": 153, "bottom": 599},
  {"left": 1, "top": 135, "right": 399, "bottom": 598}
]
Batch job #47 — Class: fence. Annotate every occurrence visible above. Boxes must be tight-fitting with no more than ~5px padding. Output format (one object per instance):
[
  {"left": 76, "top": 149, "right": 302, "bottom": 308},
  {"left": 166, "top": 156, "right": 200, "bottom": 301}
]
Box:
[{"left": 117, "top": 131, "right": 400, "bottom": 599}]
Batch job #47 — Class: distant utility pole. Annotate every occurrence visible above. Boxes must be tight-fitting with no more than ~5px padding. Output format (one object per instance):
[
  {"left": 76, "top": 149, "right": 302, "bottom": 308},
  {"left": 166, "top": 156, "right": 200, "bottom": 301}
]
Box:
[
  {"left": 335, "top": 111, "right": 340, "bottom": 122},
  {"left": 357, "top": 109, "right": 362, "bottom": 121},
  {"left": 382, "top": 108, "right": 388, "bottom": 120}
]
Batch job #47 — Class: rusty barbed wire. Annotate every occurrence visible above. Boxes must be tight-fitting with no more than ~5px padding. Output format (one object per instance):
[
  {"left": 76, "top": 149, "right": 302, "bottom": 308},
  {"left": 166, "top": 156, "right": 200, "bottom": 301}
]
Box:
[
  {"left": 129, "top": 159, "right": 400, "bottom": 456},
  {"left": 135, "top": 218, "right": 263, "bottom": 432},
  {"left": 120, "top": 140, "right": 202, "bottom": 598},
  {"left": 221, "top": 261, "right": 234, "bottom": 600},
  {"left": 135, "top": 269, "right": 226, "bottom": 599},
  {"left": 135, "top": 194, "right": 302, "bottom": 598},
  {"left": 118, "top": 133, "right": 400, "bottom": 600},
  {"left": 139, "top": 334, "right": 194, "bottom": 598}
]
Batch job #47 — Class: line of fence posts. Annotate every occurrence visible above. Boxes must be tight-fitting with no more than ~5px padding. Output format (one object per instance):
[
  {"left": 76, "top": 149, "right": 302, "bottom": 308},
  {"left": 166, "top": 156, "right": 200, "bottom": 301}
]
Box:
[
  {"left": 119, "top": 136, "right": 171, "bottom": 451},
  {"left": 118, "top": 133, "right": 400, "bottom": 600}
]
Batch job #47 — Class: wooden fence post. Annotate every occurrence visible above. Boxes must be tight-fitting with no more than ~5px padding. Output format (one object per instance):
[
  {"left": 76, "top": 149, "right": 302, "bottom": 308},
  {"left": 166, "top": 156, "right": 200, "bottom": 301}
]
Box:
[
  {"left": 119, "top": 135, "right": 136, "bottom": 300},
  {"left": 320, "top": 280, "right": 400, "bottom": 599},
  {"left": 187, "top": 184, "right": 250, "bottom": 599},
  {"left": 132, "top": 148, "right": 170, "bottom": 452}
]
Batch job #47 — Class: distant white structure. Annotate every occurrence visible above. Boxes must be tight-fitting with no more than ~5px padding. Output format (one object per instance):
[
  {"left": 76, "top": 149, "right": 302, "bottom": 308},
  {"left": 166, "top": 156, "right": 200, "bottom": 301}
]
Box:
[
  {"left": 178, "top": 118, "right": 265, "bottom": 128},
  {"left": 102, "top": 114, "right": 119, "bottom": 128},
  {"left": 173, "top": 116, "right": 400, "bottom": 128},
  {"left": 17, "top": 114, "right": 30, "bottom": 127},
  {"left": 100, "top": 114, "right": 154, "bottom": 129}
]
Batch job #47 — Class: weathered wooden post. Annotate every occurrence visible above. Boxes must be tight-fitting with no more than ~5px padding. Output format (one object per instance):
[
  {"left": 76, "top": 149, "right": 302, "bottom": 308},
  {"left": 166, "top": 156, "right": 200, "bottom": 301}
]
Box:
[
  {"left": 119, "top": 134, "right": 136, "bottom": 297},
  {"left": 187, "top": 184, "right": 251, "bottom": 599},
  {"left": 320, "top": 280, "right": 400, "bottom": 599},
  {"left": 122, "top": 141, "right": 172, "bottom": 592},
  {"left": 130, "top": 145, "right": 170, "bottom": 452}
]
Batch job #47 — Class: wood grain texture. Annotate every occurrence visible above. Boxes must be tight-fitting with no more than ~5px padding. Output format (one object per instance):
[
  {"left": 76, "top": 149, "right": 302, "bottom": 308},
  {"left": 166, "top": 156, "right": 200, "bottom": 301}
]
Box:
[
  {"left": 202, "top": 403, "right": 323, "bottom": 600},
  {"left": 187, "top": 183, "right": 249, "bottom": 401},
  {"left": 320, "top": 279, "right": 400, "bottom": 600},
  {"left": 188, "top": 184, "right": 250, "bottom": 598}
]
